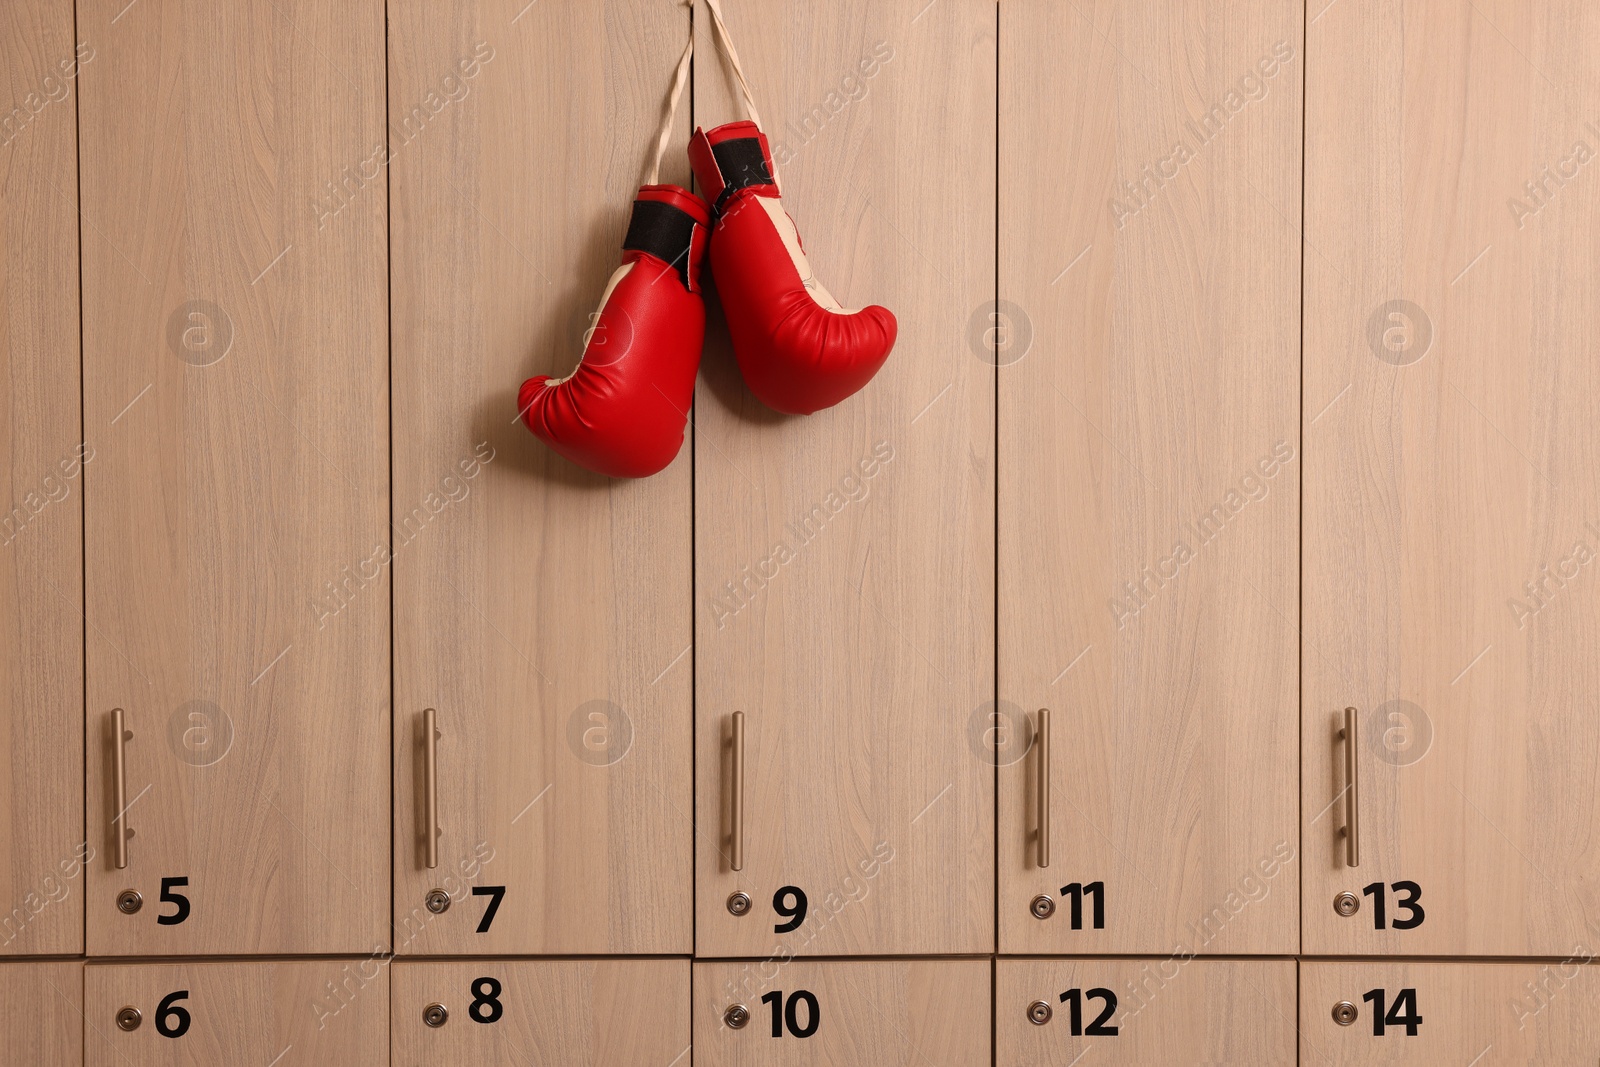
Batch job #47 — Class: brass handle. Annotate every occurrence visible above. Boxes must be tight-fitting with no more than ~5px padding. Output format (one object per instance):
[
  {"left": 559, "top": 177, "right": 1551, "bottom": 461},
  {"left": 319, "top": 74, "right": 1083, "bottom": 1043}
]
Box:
[
  {"left": 1340, "top": 706, "right": 1360, "bottom": 867},
  {"left": 730, "top": 711, "right": 745, "bottom": 872},
  {"left": 112, "top": 708, "right": 133, "bottom": 869},
  {"left": 1037, "top": 708, "right": 1050, "bottom": 869},
  {"left": 424, "top": 708, "right": 441, "bottom": 870}
]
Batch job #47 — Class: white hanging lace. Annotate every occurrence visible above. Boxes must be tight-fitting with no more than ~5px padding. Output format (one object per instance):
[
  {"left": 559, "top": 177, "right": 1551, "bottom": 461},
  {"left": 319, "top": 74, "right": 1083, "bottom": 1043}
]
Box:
[{"left": 699, "top": 0, "right": 780, "bottom": 189}]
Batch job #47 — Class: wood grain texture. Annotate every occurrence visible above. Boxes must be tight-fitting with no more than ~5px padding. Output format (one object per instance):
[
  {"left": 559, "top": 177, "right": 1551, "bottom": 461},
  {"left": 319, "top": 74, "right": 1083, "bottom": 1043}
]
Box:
[
  {"left": 997, "top": 958, "right": 1297, "bottom": 1066},
  {"left": 0, "top": 960, "right": 83, "bottom": 1063},
  {"left": 694, "top": 958, "right": 989, "bottom": 1067},
  {"left": 77, "top": 0, "right": 389, "bottom": 953},
  {"left": 392, "top": 959, "right": 690, "bottom": 1066},
  {"left": 1300, "top": 960, "right": 1600, "bottom": 1064},
  {"left": 85, "top": 959, "right": 387, "bottom": 1066},
  {"left": 693, "top": 0, "right": 995, "bottom": 958},
  {"left": 998, "top": 0, "right": 1302, "bottom": 955},
  {"left": 0, "top": 0, "right": 84, "bottom": 958},
  {"left": 1303, "top": 0, "right": 1600, "bottom": 955},
  {"left": 388, "top": 0, "right": 693, "bottom": 955}
]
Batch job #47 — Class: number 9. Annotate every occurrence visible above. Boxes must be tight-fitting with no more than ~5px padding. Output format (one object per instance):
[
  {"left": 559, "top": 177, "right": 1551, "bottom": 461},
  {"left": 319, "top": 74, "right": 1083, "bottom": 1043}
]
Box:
[{"left": 773, "top": 885, "right": 808, "bottom": 934}]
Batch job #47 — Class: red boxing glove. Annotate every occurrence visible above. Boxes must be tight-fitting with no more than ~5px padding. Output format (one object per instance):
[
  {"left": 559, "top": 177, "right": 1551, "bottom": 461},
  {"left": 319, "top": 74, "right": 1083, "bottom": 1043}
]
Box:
[
  {"left": 689, "top": 121, "right": 897, "bottom": 416},
  {"left": 518, "top": 185, "right": 709, "bottom": 478}
]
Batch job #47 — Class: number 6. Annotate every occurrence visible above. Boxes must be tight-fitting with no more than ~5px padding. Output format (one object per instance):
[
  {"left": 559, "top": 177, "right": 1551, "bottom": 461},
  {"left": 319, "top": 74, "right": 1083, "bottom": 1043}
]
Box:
[{"left": 156, "top": 990, "right": 191, "bottom": 1038}]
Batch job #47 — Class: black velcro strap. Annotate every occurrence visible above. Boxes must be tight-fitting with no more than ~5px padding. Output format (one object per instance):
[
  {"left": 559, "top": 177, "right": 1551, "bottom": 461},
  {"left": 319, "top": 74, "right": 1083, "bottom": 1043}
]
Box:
[
  {"left": 622, "top": 199, "right": 698, "bottom": 288},
  {"left": 710, "top": 137, "right": 774, "bottom": 217}
]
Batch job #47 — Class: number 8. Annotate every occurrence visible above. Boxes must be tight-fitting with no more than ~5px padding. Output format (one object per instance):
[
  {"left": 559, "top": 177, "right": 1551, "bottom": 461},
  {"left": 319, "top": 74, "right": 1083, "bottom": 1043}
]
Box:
[{"left": 470, "top": 976, "right": 503, "bottom": 1024}]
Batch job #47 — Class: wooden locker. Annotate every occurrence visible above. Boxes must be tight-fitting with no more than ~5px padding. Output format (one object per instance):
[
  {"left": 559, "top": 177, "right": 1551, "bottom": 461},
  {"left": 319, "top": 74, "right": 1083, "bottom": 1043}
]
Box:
[
  {"left": 0, "top": 0, "right": 84, "bottom": 958},
  {"left": 1300, "top": 960, "right": 1600, "bottom": 1063},
  {"left": 998, "top": 0, "right": 1302, "bottom": 954},
  {"left": 85, "top": 959, "right": 387, "bottom": 1066},
  {"left": 388, "top": 0, "right": 693, "bottom": 956},
  {"left": 997, "top": 958, "right": 1297, "bottom": 1066},
  {"left": 391, "top": 959, "right": 689, "bottom": 1066},
  {"left": 694, "top": 958, "right": 989, "bottom": 1067},
  {"left": 692, "top": 0, "right": 995, "bottom": 959},
  {"left": 1303, "top": 0, "right": 1600, "bottom": 954},
  {"left": 0, "top": 961, "right": 83, "bottom": 1065},
  {"left": 77, "top": 0, "right": 389, "bottom": 954}
]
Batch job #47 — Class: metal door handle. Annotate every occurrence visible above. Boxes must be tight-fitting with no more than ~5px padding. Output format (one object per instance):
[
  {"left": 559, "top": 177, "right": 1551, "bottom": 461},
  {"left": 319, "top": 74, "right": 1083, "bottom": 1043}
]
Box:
[
  {"left": 730, "top": 711, "right": 745, "bottom": 872},
  {"left": 1037, "top": 708, "right": 1050, "bottom": 868},
  {"left": 112, "top": 708, "right": 133, "bottom": 869},
  {"left": 424, "top": 708, "right": 441, "bottom": 870},
  {"left": 1341, "top": 706, "right": 1360, "bottom": 867}
]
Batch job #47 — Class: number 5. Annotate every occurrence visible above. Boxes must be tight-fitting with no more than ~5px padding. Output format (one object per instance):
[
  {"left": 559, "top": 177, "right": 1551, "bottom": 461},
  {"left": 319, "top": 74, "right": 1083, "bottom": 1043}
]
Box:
[{"left": 157, "top": 877, "right": 191, "bottom": 926}]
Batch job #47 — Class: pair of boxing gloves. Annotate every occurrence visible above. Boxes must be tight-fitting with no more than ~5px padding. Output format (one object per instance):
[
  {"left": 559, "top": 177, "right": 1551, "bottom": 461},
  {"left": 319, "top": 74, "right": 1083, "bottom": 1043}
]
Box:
[{"left": 518, "top": 121, "right": 897, "bottom": 478}]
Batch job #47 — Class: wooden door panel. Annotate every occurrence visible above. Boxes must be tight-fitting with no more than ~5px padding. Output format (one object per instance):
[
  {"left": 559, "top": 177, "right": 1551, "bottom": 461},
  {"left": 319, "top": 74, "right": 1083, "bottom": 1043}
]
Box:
[
  {"left": 1300, "top": 961, "right": 1600, "bottom": 1064},
  {"left": 85, "top": 960, "right": 387, "bottom": 1066},
  {"left": 998, "top": 0, "right": 1303, "bottom": 954},
  {"left": 1303, "top": 0, "right": 1600, "bottom": 955},
  {"left": 77, "top": 0, "right": 389, "bottom": 954},
  {"left": 997, "top": 959, "right": 1296, "bottom": 1066},
  {"left": 0, "top": 961, "right": 83, "bottom": 1064},
  {"left": 692, "top": 0, "right": 995, "bottom": 959},
  {"left": 0, "top": 0, "right": 84, "bottom": 958},
  {"left": 391, "top": 959, "right": 689, "bottom": 1066},
  {"left": 694, "top": 959, "right": 989, "bottom": 1067},
  {"left": 388, "top": 0, "right": 693, "bottom": 957}
]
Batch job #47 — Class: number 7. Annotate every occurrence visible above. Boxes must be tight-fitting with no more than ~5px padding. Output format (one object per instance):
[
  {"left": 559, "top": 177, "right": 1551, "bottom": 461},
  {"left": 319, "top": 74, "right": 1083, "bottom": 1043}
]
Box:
[{"left": 472, "top": 885, "right": 505, "bottom": 933}]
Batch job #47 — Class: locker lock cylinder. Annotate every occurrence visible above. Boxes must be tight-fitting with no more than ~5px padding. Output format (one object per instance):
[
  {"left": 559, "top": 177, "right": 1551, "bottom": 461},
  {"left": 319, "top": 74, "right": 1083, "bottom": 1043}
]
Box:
[
  {"left": 423, "top": 1003, "right": 449, "bottom": 1028},
  {"left": 1331, "top": 1001, "right": 1359, "bottom": 1026},
  {"left": 1333, "top": 891, "right": 1360, "bottom": 917},
  {"left": 116, "top": 1006, "right": 142, "bottom": 1032},
  {"left": 723, "top": 1004, "right": 750, "bottom": 1030},
  {"left": 116, "top": 889, "right": 143, "bottom": 915},
  {"left": 1030, "top": 893, "right": 1055, "bottom": 919},
  {"left": 1027, "top": 1000, "right": 1053, "bottom": 1025},
  {"left": 726, "top": 891, "right": 752, "bottom": 916},
  {"left": 424, "top": 888, "right": 451, "bottom": 914}
]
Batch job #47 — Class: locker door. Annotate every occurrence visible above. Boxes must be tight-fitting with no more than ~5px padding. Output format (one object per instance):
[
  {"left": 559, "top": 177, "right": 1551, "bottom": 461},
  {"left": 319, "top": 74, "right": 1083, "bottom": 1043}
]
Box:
[
  {"left": 0, "top": 961, "right": 83, "bottom": 1063},
  {"left": 85, "top": 960, "right": 387, "bottom": 1065},
  {"left": 998, "top": 0, "right": 1302, "bottom": 954},
  {"left": 1303, "top": 0, "right": 1600, "bottom": 955},
  {"left": 0, "top": 0, "right": 84, "bottom": 959},
  {"left": 1300, "top": 961, "right": 1600, "bottom": 1063},
  {"left": 77, "top": 0, "right": 389, "bottom": 955},
  {"left": 389, "top": 0, "right": 692, "bottom": 956},
  {"left": 694, "top": 959, "right": 989, "bottom": 1067},
  {"left": 997, "top": 959, "right": 1296, "bottom": 1066},
  {"left": 692, "top": 0, "right": 995, "bottom": 958},
  {"left": 391, "top": 960, "right": 689, "bottom": 1066}
]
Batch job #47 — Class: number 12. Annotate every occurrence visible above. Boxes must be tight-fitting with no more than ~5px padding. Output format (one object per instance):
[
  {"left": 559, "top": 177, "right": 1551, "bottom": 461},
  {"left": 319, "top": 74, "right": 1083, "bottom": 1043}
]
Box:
[{"left": 1060, "top": 988, "right": 1118, "bottom": 1036}]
